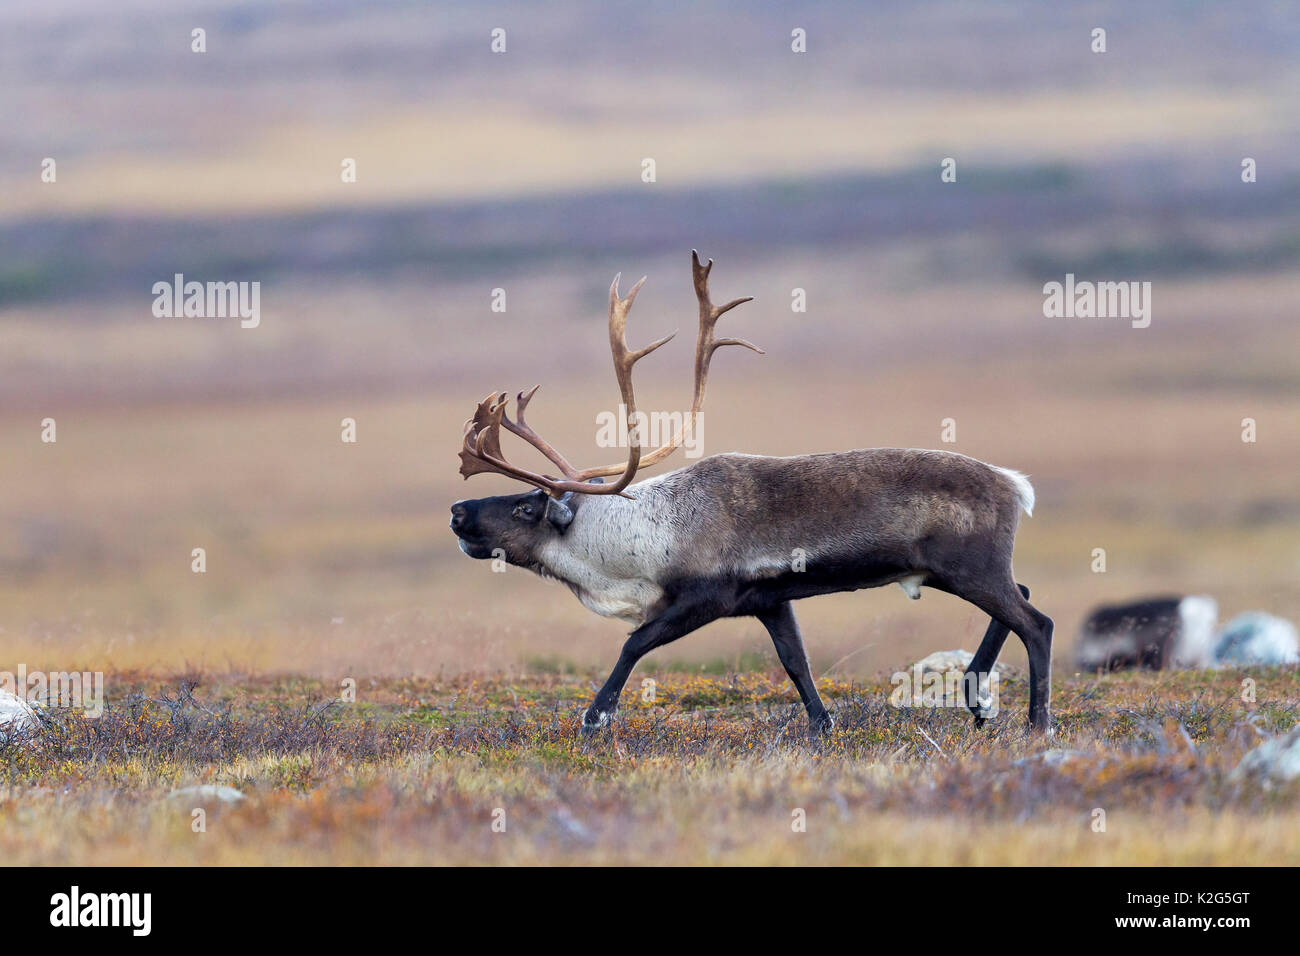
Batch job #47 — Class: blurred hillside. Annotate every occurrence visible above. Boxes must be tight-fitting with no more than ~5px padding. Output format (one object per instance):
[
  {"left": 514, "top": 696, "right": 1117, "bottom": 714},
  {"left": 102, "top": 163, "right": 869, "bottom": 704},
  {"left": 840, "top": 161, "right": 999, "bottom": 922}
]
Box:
[{"left": 1, "top": 0, "right": 1297, "bottom": 679}]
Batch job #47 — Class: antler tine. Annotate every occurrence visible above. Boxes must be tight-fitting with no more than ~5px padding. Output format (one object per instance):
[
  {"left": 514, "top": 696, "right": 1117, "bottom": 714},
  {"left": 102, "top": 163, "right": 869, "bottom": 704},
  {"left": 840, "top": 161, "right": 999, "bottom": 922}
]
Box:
[
  {"left": 584, "top": 272, "right": 677, "bottom": 496},
  {"left": 608, "top": 273, "right": 677, "bottom": 420},
  {"left": 499, "top": 384, "right": 582, "bottom": 481},
  {"left": 690, "top": 248, "right": 762, "bottom": 410},
  {"left": 458, "top": 391, "right": 554, "bottom": 491}
]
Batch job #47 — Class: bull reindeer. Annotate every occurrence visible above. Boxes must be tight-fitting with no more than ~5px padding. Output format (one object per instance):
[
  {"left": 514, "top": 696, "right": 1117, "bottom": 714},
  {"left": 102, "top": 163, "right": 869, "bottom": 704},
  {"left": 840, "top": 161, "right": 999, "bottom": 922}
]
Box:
[{"left": 450, "top": 251, "right": 1053, "bottom": 735}]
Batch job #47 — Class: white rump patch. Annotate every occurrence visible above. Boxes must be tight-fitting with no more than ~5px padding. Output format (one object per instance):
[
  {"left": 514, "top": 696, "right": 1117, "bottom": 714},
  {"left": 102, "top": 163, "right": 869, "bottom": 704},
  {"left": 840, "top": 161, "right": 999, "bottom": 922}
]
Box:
[
  {"left": 1170, "top": 595, "right": 1218, "bottom": 668},
  {"left": 992, "top": 466, "right": 1035, "bottom": 516}
]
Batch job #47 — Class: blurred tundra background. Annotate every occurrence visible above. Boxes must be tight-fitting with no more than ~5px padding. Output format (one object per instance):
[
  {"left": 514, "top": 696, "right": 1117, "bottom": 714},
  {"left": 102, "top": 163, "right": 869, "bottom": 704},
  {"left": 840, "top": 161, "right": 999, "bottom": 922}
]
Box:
[{"left": 1, "top": 0, "right": 1297, "bottom": 681}]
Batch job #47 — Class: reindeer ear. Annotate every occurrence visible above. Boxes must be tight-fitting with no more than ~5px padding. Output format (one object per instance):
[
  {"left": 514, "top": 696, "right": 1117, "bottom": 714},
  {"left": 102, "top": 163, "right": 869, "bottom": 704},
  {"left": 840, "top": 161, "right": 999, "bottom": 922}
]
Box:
[{"left": 545, "top": 494, "right": 574, "bottom": 531}]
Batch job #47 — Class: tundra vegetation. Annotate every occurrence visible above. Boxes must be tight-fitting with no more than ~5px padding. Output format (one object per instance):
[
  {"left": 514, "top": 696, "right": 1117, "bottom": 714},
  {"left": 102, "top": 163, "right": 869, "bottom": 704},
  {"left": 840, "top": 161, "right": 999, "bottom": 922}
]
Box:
[{"left": 1, "top": 667, "right": 1297, "bottom": 865}]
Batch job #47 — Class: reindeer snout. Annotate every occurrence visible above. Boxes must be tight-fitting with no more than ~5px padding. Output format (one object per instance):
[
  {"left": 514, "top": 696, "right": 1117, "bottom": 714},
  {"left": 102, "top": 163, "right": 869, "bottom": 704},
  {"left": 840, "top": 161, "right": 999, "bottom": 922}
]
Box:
[{"left": 449, "top": 501, "right": 470, "bottom": 533}]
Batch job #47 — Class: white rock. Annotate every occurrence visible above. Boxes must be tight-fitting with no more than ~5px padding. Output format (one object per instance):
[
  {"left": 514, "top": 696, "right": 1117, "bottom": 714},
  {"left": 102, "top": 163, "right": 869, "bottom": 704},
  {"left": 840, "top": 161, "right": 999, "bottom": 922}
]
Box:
[
  {"left": 1231, "top": 727, "right": 1300, "bottom": 783},
  {"left": 166, "top": 784, "right": 247, "bottom": 805},
  {"left": 0, "top": 690, "right": 43, "bottom": 744},
  {"left": 913, "top": 649, "right": 1007, "bottom": 676},
  {"left": 1213, "top": 613, "right": 1299, "bottom": 668},
  {"left": 913, "top": 650, "right": 975, "bottom": 675}
]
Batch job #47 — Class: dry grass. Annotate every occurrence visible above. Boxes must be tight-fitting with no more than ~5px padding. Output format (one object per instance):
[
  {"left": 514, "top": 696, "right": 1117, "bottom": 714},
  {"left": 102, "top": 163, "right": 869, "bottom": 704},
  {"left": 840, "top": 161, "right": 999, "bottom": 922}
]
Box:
[{"left": 2, "top": 666, "right": 1297, "bottom": 865}]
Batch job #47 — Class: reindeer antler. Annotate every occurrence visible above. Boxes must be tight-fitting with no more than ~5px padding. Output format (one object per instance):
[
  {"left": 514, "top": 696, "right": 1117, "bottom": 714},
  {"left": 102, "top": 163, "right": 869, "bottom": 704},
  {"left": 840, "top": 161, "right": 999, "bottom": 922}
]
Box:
[
  {"left": 577, "top": 250, "right": 760, "bottom": 478},
  {"left": 458, "top": 251, "right": 761, "bottom": 497}
]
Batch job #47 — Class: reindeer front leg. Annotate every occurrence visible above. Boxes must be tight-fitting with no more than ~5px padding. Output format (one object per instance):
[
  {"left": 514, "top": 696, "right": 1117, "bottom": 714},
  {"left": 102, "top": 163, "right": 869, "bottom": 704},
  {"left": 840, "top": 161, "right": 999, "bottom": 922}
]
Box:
[{"left": 581, "top": 594, "right": 722, "bottom": 735}]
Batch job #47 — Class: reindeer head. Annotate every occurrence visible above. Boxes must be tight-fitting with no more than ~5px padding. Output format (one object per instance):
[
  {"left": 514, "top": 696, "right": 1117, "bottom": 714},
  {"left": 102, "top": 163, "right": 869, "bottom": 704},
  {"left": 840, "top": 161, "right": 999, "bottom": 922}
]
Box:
[
  {"left": 449, "top": 488, "right": 578, "bottom": 562},
  {"left": 449, "top": 251, "right": 761, "bottom": 563}
]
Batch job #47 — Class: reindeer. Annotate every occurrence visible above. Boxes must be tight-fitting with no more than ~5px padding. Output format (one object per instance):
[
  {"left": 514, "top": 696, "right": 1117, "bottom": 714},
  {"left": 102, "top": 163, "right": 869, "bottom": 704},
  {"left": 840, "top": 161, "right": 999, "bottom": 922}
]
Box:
[
  {"left": 450, "top": 252, "right": 1053, "bottom": 735},
  {"left": 1075, "top": 595, "right": 1218, "bottom": 672}
]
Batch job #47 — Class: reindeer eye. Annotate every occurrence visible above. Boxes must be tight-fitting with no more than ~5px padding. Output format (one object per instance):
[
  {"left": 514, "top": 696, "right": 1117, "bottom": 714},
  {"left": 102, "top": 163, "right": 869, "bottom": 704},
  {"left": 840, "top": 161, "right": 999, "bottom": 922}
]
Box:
[{"left": 513, "top": 503, "right": 534, "bottom": 520}]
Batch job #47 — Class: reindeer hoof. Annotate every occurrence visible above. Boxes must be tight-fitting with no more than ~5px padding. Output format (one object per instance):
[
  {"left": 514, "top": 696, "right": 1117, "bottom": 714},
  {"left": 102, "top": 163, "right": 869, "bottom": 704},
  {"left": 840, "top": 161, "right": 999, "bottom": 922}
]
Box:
[
  {"left": 1028, "top": 715, "right": 1054, "bottom": 736},
  {"left": 809, "top": 712, "right": 835, "bottom": 737},
  {"left": 970, "top": 700, "right": 998, "bottom": 721},
  {"left": 580, "top": 707, "right": 612, "bottom": 736},
  {"left": 966, "top": 681, "right": 998, "bottom": 724}
]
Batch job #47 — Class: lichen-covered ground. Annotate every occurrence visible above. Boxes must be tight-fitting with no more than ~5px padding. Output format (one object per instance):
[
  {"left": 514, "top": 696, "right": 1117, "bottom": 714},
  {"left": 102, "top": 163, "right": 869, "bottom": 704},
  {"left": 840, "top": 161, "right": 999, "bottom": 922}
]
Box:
[{"left": 2, "top": 666, "right": 1297, "bottom": 865}]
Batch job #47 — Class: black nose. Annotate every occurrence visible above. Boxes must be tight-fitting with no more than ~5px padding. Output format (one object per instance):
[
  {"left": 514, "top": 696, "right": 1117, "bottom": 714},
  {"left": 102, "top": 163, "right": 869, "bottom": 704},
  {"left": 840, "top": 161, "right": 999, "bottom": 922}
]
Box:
[{"left": 449, "top": 502, "right": 469, "bottom": 533}]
